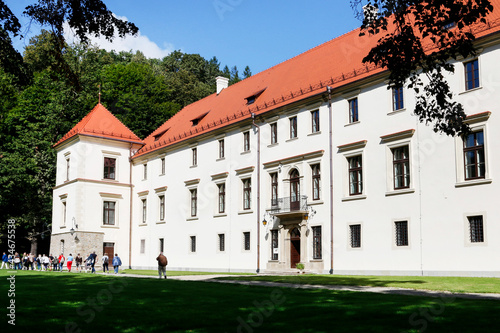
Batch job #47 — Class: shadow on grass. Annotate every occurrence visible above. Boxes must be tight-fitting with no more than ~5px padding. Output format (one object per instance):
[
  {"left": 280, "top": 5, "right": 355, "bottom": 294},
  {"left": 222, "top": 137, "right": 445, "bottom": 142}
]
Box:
[{"left": 1, "top": 271, "right": 499, "bottom": 333}]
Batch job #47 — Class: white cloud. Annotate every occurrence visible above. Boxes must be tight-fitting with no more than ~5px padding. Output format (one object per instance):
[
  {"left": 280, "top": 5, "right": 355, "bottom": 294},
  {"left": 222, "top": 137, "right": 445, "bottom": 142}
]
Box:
[{"left": 63, "top": 15, "right": 174, "bottom": 59}]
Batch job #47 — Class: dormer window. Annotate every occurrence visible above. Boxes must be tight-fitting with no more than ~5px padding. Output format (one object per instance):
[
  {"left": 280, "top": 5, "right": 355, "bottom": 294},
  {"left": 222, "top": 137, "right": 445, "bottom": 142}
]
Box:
[
  {"left": 154, "top": 128, "right": 169, "bottom": 141},
  {"left": 245, "top": 88, "right": 266, "bottom": 105},
  {"left": 191, "top": 112, "right": 210, "bottom": 126}
]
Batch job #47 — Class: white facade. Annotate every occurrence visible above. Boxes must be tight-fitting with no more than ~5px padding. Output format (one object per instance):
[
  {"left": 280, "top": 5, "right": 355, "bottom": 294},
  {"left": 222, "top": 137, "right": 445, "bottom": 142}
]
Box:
[{"left": 52, "top": 26, "right": 500, "bottom": 277}]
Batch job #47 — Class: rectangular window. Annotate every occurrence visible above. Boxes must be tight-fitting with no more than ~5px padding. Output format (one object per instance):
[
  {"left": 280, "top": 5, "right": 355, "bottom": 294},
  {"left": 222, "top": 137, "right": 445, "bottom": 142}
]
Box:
[
  {"left": 392, "top": 87, "right": 404, "bottom": 111},
  {"left": 312, "top": 164, "right": 321, "bottom": 200},
  {"left": 243, "top": 178, "right": 251, "bottom": 210},
  {"left": 244, "top": 232, "right": 250, "bottom": 251},
  {"left": 270, "top": 123, "right": 278, "bottom": 144},
  {"left": 392, "top": 146, "right": 410, "bottom": 189},
  {"left": 218, "top": 234, "right": 225, "bottom": 252},
  {"left": 271, "top": 230, "right": 278, "bottom": 260},
  {"left": 348, "top": 155, "right": 363, "bottom": 195},
  {"left": 62, "top": 201, "right": 67, "bottom": 226},
  {"left": 190, "top": 236, "right": 196, "bottom": 252},
  {"left": 311, "top": 110, "right": 320, "bottom": 133},
  {"left": 465, "top": 59, "right": 479, "bottom": 90},
  {"left": 192, "top": 148, "right": 197, "bottom": 166},
  {"left": 270, "top": 173, "right": 278, "bottom": 206},
  {"left": 349, "top": 98, "right": 359, "bottom": 123},
  {"left": 159, "top": 195, "right": 165, "bottom": 221},
  {"left": 243, "top": 131, "right": 250, "bottom": 152},
  {"left": 103, "top": 157, "right": 116, "bottom": 180},
  {"left": 140, "top": 239, "right": 145, "bottom": 254},
  {"left": 191, "top": 189, "right": 197, "bottom": 217},
  {"left": 219, "top": 139, "right": 225, "bottom": 159},
  {"left": 395, "top": 221, "right": 409, "bottom": 246},
  {"left": 464, "top": 130, "right": 485, "bottom": 180},
  {"left": 312, "top": 226, "right": 322, "bottom": 259},
  {"left": 141, "top": 199, "right": 147, "bottom": 223},
  {"left": 103, "top": 201, "right": 115, "bottom": 225},
  {"left": 218, "top": 183, "right": 226, "bottom": 214},
  {"left": 468, "top": 216, "right": 484, "bottom": 243},
  {"left": 143, "top": 164, "right": 147, "bottom": 180},
  {"left": 66, "top": 158, "right": 70, "bottom": 181},
  {"left": 290, "top": 116, "right": 297, "bottom": 139},
  {"left": 350, "top": 224, "right": 361, "bottom": 248},
  {"left": 161, "top": 158, "right": 165, "bottom": 175},
  {"left": 159, "top": 238, "right": 164, "bottom": 252}
]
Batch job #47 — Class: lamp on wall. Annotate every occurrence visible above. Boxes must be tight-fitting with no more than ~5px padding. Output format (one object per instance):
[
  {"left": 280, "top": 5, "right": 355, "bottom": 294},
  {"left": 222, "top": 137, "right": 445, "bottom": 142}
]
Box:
[
  {"left": 70, "top": 217, "right": 78, "bottom": 236},
  {"left": 262, "top": 217, "right": 267, "bottom": 226}
]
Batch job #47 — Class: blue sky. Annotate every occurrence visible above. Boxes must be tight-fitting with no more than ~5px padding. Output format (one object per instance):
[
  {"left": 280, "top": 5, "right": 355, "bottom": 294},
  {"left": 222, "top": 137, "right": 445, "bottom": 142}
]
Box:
[{"left": 10, "top": 0, "right": 362, "bottom": 75}]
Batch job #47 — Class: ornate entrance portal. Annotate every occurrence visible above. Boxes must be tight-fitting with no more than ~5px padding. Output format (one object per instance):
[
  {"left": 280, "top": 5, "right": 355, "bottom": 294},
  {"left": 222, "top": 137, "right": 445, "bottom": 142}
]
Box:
[{"left": 290, "top": 227, "right": 301, "bottom": 268}]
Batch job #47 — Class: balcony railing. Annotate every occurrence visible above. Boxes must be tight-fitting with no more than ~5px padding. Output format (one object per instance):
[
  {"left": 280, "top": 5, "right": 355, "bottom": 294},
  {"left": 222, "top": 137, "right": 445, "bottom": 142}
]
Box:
[{"left": 270, "top": 195, "right": 308, "bottom": 214}]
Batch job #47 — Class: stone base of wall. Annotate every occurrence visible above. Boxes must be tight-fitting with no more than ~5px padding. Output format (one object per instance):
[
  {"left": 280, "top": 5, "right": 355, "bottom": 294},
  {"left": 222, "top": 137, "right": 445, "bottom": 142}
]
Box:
[{"left": 50, "top": 231, "right": 104, "bottom": 260}]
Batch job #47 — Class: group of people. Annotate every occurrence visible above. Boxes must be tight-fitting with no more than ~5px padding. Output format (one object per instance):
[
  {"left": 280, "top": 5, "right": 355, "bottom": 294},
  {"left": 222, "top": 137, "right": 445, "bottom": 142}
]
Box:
[{"left": 1, "top": 251, "right": 123, "bottom": 274}]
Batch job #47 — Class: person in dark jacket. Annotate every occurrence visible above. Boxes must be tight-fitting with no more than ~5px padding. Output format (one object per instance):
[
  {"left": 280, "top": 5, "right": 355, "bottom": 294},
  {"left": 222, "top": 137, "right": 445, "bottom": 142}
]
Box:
[
  {"left": 88, "top": 251, "right": 97, "bottom": 274},
  {"left": 156, "top": 252, "right": 168, "bottom": 279}
]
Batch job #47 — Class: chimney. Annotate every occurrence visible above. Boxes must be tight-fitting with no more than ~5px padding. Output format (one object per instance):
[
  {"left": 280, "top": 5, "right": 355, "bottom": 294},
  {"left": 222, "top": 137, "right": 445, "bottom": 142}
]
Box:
[{"left": 216, "top": 76, "right": 229, "bottom": 95}]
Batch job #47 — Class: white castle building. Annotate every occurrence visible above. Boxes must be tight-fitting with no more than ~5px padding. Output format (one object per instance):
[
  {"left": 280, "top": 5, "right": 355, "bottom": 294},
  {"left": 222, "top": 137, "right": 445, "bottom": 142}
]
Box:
[{"left": 51, "top": 5, "right": 500, "bottom": 276}]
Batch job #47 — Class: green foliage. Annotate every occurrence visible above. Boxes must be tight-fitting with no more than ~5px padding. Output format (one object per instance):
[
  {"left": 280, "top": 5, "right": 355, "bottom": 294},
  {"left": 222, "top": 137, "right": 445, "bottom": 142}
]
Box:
[{"left": 351, "top": 0, "right": 493, "bottom": 136}]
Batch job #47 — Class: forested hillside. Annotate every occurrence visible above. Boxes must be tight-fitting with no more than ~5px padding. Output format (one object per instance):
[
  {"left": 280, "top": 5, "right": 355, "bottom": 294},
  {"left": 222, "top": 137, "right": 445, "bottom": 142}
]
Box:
[{"left": 0, "top": 30, "right": 251, "bottom": 252}]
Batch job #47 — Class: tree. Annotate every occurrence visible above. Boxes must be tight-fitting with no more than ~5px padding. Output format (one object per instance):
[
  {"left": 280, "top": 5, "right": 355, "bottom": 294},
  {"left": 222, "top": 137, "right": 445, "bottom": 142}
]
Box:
[
  {"left": 351, "top": 0, "right": 493, "bottom": 136},
  {"left": 243, "top": 66, "right": 252, "bottom": 79}
]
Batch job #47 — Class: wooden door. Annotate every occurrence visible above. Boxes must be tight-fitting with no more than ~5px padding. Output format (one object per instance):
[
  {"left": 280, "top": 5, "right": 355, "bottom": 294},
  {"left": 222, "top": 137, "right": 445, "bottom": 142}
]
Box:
[
  {"left": 290, "top": 228, "right": 301, "bottom": 268},
  {"left": 103, "top": 242, "right": 114, "bottom": 259},
  {"left": 290, "top": 170, "right": 300, "bottom": 211}
]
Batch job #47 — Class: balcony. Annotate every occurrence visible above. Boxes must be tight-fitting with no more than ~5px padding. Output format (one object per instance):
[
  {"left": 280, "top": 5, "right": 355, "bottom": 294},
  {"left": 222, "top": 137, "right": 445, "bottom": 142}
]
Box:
[{"left": 270, "top": 195, "right": 308, "bottom": 215}]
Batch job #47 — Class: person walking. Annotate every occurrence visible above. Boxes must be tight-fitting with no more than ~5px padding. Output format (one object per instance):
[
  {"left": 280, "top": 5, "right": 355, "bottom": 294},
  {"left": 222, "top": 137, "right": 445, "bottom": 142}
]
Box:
[
  {"left": 75, "top": 254, "right": 82, "bottom": 272},
  {"left": 101, "top": 253, "right": 109, "bottom": 273},
  {"left": 112, "top": 254, "right": 122, "bottom": 274},
  {"left": 58, "top": 253, "right": 65, "bottom": 271},
  {"left": 156, "top": 252, "right": 168, "bottom": 279},
  {"left": 13, "top": 252, "right": 21, "bottom": 270},
  {"left": 36, "top": 255, "right": 42, "bottom": 270},
  {"left": 88, "top": 251, "right": 97, "bottom": 274},
  {"left": 0, "top": 252, "right": 8, "bottom": 269},
  {"left": 66, "top": 253, "right": 74, "bottom": 272},
  {"left": 52, "top": 255, "right": 59, "bottom": 271},
  {"left": 42, "top": 254, "right": 50, "bottom": 271},
  {"left": 28, "top": 253, "right": 34, "bottom": 270}
]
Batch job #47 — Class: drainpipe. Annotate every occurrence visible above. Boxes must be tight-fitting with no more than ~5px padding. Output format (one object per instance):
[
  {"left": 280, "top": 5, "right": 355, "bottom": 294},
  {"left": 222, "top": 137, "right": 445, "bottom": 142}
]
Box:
[
  {"left": 252, "top": 113, "right": 261, "bottom": 274},
  {"left": 128, "top": 143, "right": 133, "bottom": 269},
  {"left": 327, "top": 86, "right": 334, "bottom": 274}
]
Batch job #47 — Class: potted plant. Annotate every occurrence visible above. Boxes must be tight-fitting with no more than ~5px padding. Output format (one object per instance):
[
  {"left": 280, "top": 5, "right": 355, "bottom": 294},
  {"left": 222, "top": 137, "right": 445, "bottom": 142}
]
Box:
[{"left": 295, "top": 263, "right": 305, "bottom": 274}]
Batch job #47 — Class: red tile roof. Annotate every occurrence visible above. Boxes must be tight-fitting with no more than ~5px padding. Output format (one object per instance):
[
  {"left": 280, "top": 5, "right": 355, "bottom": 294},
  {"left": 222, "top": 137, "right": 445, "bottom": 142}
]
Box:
[
  {"left": 133, "top": 2, "right": 500, "bottom": 159},
  {"left": 54, "top": 103, "right": 144, "bottom": 148}
]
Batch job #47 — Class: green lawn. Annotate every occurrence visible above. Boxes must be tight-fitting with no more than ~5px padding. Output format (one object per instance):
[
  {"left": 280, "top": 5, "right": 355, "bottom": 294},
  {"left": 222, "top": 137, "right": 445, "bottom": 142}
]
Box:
[
  {"left": 1, "top": 270, "right": 499, "bottom": 332},
  {"left": 216, "top": 274, "right": 500, "bottom": 294},
  {"left": 121, "top": 269, "right": 255, "bottom": 276}
]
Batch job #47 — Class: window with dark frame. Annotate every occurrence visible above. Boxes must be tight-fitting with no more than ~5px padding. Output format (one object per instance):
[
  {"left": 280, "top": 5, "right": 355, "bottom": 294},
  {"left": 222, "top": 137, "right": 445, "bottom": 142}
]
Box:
[
  {"left": 348, "top": 98, "right": 359, "bottom": 123},
  {"left": 271, "top": 230, "right": 278, "bottom": 260},
  {"left": 290, "top": 116, "right": 297, "bottom": 139},
  {"left": 270, "top": 173, "right": 278, "bottom": 206},
  {"left": 243, "top": 178, "right": 251, "bottom": 210},
  {"left": 392, "top": 146, "right": 410, "bottom": 189},
  {"left": 218, "top": 234, "right": 225, "bottom": 252},
  {"left": 244, "top": 232, "right": 250, "bottom": 251},
  {"left": 465, "top": 59, "right": 479, "bottom": 90},
  {"left": 192, "top": 148, "right": 197, "bottom": 166},
  {"left": 143, "top": 164, "right": 147, "bottom": 180},
  {"left": 348, "top": 155, "right": 363, "bottom": 195},
  {"left": 190, "top": 236, "right": 196, "bottom": 252},
  {"left": 159, "top": 195, "right": 165, "bottom": 221},
  {"left": 395, "top": 221, "right": 409, "bottom": 246},
  {"left": 218, "top": 183, "right": 226, "bottom": 214},
  {"left": 312, "top": 164, "right": 321, "bottom": 200},
  {"left": 311, "top": 110, "right": 320, "bottom": 133},
  {"left": 243, "top": 131, "right": 250, "bottom": 152},
  {"left": 141, "top": 199, "right": 147, "bottom": 223},
  {"left": 62, "top": 201, "right": 67, "bottom": 226},
  {"left": 161, "top": 158, "right": 165, "bottom": 175},
  {"left": 66, "top": 158, "right": 70, "bottom": 181},
  {"left": 219, "top": 139, "right": 225, "bottom": 159},
  {"left": 464, "top": 130, "right": 485, "bottom": 180},
  {"left": 350, "top": 224, "right": 361, "bottom": 248},
  {"left": 270, "top": 123, "right": 278, "bottom": 144},
  {"left": 312, "top": 226, "right": 322, "bottom": 259},
  {"left": 103, "top": 157, "right": 116, "bottom": 180},
  {"left": 392, "top": 87, "right": 404, "bottom": 111},
  {"left": 190, "top": 189, "right": 197, "bottom": 217},
  {"left": 103, "top": 201, "right": 115, "bottom": 225},
  {"left": 468, "top": 216, "right": 484, "bottom": 243},
  {"left": 159, "top": 238, "right": 164, "bottom": 252}
]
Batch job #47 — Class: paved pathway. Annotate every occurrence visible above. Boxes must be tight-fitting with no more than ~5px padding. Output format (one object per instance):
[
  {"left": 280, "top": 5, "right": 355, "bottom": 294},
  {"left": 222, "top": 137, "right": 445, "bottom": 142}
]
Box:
[{"left": 98, "top": 272, "right": 500, "bottom": 301}]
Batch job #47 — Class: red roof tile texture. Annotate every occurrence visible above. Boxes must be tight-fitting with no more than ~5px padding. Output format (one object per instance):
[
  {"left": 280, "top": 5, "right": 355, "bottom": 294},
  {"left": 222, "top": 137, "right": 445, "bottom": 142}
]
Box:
[{"left": 54, "top": 103, "right": 144, "bottom": 147}]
